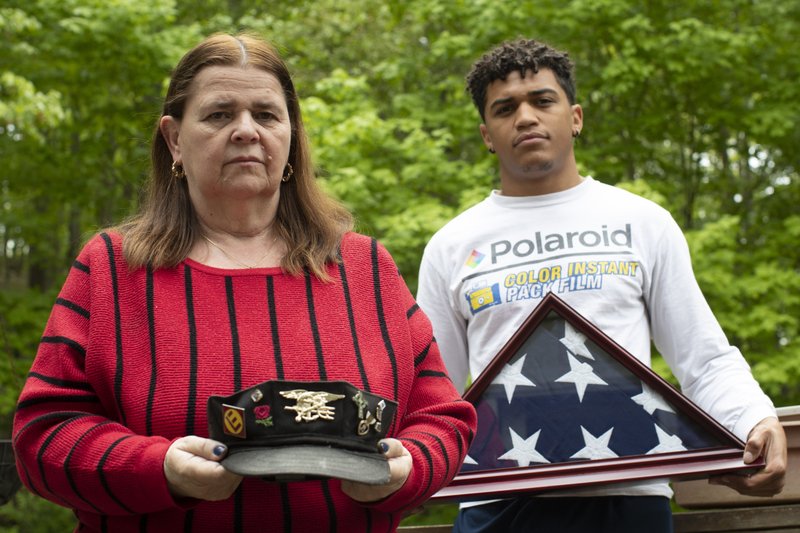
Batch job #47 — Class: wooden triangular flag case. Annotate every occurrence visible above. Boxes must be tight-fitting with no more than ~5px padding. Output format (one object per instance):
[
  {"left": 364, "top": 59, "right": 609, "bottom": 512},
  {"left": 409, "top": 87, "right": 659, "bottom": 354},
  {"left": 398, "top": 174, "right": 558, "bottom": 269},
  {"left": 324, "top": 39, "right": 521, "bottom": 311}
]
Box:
[{"left": 433, "top": 292, "right": 762, "bottom": 501}]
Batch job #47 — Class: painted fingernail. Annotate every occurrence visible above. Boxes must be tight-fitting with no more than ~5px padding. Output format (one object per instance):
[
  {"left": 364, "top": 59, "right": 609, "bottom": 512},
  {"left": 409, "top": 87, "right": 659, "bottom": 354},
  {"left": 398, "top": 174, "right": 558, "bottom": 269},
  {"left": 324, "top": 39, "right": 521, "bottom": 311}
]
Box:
[
  {"left": 379, "top": 442, "right": 389, "bottom": 454},
  {"left": 213, "top": 445, "right": 226, "bottom": 457}
]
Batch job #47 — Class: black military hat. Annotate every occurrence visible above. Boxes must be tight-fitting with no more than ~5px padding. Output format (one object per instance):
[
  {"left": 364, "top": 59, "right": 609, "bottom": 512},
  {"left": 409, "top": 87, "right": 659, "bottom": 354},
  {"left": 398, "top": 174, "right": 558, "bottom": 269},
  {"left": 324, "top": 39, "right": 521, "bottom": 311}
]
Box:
[{"left": 207, "top": 380, "right": 398, "bottom": 485}]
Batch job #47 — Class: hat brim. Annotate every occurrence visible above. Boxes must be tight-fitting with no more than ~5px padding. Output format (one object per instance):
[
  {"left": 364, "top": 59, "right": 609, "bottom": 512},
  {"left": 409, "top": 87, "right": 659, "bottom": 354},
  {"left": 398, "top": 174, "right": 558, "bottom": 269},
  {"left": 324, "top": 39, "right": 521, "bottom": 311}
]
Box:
[{"left": 221, "top": 445, "right": 391, "bottom": 485}]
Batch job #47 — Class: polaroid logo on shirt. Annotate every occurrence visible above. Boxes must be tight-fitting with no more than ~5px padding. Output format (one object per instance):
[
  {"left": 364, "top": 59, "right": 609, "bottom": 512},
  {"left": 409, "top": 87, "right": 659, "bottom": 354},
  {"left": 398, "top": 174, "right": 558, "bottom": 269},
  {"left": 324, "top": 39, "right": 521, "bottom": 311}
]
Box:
[
  {"left": 466, "top": 283, "right": 501, "bottom": 315},
  {"left": 490, "top": 224, "right": 632, "bottom": 264},
  {"left": 464, "top": 249, "right": 485, "bottom": 268}
]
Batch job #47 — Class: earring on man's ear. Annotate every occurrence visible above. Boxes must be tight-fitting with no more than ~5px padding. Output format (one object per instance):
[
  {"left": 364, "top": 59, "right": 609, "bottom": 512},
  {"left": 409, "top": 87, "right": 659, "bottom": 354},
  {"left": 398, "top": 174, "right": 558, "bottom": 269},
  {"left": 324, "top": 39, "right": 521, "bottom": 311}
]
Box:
[
  {"left": 281, "top": 163, "right": 294, "bottom": 182},
  {"left": 171, "top": 161, "right": 185, "bottom": 179},
  {"left": 572, "top": 130, "right": 581, "bottom": 138},
  {"left": 488, "top": 147, "right": 496, "bottom": 154}
]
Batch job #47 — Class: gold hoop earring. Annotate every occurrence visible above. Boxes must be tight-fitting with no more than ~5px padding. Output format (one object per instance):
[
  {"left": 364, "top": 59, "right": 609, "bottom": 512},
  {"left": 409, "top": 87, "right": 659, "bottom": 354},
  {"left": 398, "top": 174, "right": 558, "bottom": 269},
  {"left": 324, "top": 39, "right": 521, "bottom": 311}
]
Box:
[
  {"left": 171, "top": 161, "right": 185, "bottom": 179},
  {"left": 282, "top": 163, "right": 294, "bottom": 182}
]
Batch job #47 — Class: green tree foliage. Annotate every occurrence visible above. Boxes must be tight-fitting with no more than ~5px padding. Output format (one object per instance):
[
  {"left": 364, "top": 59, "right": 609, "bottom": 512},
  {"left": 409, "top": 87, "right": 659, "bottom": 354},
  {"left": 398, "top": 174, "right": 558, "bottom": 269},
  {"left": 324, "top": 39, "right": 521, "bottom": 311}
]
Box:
[
  {"left": 0, "top": 487, "right": 75, "bottom": 532},
  {"left": 0, "top": 0, "right": 797, "bottom": 527}
]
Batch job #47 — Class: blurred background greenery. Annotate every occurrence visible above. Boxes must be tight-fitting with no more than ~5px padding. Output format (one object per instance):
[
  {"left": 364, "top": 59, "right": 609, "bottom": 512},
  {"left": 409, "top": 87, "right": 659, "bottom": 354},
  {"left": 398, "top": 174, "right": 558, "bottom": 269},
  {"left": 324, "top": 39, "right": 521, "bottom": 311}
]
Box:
[{"left": 1, "top": 0, "right": 798, "bottom": 528}]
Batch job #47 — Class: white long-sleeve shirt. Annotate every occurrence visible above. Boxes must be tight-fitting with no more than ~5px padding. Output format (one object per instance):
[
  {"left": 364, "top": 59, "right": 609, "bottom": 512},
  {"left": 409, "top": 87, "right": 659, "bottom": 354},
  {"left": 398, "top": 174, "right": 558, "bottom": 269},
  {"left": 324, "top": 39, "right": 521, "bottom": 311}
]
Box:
[{"left": 417, "top": 177, "right": 775, "bottom": 498}]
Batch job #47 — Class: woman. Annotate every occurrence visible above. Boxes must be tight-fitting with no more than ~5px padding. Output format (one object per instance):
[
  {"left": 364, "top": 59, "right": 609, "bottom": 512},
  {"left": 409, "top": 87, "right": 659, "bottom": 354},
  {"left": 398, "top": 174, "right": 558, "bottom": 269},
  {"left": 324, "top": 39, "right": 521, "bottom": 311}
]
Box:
[{"left": 13, "top": 33, "right": 476, "bottom": 532}]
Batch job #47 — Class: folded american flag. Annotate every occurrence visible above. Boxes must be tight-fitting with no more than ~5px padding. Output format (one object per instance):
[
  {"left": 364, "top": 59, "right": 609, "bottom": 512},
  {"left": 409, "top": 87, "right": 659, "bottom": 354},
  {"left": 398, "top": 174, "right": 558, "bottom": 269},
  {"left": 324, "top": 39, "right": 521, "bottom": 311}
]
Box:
[
  {"left": 433, "top": 294, "right": 758, "bottom": 501},
  {"left": 463, "top": 314, "right": 719, "bottom": 471}
]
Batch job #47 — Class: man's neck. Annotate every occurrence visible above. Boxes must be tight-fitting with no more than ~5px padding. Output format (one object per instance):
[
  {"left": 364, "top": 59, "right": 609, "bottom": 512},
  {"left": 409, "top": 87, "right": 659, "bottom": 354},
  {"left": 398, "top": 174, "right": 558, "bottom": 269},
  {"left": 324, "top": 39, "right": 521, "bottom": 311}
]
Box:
[{"left": 499, "top": 172, "right": 584, "bottom": 197}]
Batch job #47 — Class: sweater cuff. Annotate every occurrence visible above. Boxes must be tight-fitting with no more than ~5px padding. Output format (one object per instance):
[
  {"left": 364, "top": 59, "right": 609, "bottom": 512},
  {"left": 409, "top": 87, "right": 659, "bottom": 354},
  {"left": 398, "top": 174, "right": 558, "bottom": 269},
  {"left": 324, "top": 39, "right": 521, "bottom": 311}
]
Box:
[
  {"left": 358, "top": 461, "right": 425, "bottom": 515},
  {"left": 140, "top": 438, "right": 200, "bottom": 512}
]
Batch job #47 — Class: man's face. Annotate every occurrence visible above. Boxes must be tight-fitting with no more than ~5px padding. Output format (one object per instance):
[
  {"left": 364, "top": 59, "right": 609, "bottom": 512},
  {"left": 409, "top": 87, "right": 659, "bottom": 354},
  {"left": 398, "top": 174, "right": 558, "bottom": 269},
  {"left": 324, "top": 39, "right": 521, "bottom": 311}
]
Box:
[{"left": 479, "top": 68, "right": 583, "bottom": 196}]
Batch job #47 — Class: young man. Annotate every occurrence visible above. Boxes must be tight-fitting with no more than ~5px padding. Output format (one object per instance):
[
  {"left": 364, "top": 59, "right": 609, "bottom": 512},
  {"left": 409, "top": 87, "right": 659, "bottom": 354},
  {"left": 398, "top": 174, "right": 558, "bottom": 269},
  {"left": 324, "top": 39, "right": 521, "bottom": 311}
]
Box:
[{"left": 416, "top": 39, "right": 787, "bottom": 532}]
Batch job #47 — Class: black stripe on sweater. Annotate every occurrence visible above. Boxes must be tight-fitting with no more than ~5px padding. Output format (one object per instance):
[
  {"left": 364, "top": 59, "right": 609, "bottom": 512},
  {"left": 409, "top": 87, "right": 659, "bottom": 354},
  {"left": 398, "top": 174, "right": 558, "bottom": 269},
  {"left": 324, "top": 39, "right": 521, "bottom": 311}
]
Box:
[
  {"left": 363, "top": 505, "right": 373, "bottom": 533},
  {"left": 337, "top": 261, "right": 369, "bottom": 390},
  {"left": 40, "top": 336, "right": 86, "bottom": 357},
  {"left": 304, "top": 270, "right": 327, "bottom": 380},
  {"left": 27, "top": 372, "right": 92, "bottom": 391},
  {"left": 417, "top": 370, "right": 448, "bottom": 379},
  {"left": 56, "top": 297, "right": 90, "bottom": 319},
  {"left": 266, "top": 276, "right": 284, "bottom": 380},
  {"left": 184, "top": 265, "right": 198, "bottom": 435},
  {"left": 234, "top": 484, "right": 243, "bottom": 533},
  {"left": 321, "top": 480, "right": 337, "bottom": 533},
  {"left": 384, "top": 514, "right": 398, "bottom": 533},
  {"left": 65, "top": 421, "right": 114, "bottom": 513},
  {"left": 370, "top": 239, "right": 398, "bottom": 401},
  {"left": 401, "top": 437, "right": 435, "bottom": 504},
  {"left": 17, "top": 394, "right": 99, "bottom": 410},
  {"left": 406, "top": 430, "right": 449, "bottom": 481},
  {"left": 37, "top": 415, "right": 92, "bottom": 507},
  {"left": 97, "top": 435, "right": 136, "bottom": 514},
  {"left": 14, "top": 411, "right": 88, "bottom": 446},
  {"left": 413, "top": 342, "right": 432, "bottom": 368},
  {"left": 280, "top": 483, "right": 292, "bottom": 533},
  {"left": 17, "top": 454, "right": 41, "bottom": 499},
  {"left": 14, "top": 411, "right": 91, "bottom": 501},
  {"left": 406, "top": 303, "right": 419, "bottom": 319},
  {"left": 225, "top": 277, "right": 242, "bottom": 391},
  {"left": 145, "top": 266, "right": 157, "bottom": 436},
  {"left": 73, "top": 260, "right": 89, "bottom": 273},
  {"left": 437, "top": 416, "right": 465, "bottom": 466},
  {"left": 100, "top": 233, "right": 126, "bottom": 426}
]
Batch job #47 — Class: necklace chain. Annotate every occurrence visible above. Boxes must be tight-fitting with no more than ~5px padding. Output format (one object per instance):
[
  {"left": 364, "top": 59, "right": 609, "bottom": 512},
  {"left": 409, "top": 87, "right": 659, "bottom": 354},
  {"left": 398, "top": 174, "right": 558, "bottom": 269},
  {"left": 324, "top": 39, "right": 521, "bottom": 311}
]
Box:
[{"left": 202, "top": 234, "right": 276, "bottom": 269}]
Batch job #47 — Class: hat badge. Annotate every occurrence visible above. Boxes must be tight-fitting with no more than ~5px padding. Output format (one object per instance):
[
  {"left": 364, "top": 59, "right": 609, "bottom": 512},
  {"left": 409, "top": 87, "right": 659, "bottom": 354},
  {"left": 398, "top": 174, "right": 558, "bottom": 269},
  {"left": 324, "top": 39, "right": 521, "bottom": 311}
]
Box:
[{"left": 280, "top": 389, "right": 345, "bottom": 422}]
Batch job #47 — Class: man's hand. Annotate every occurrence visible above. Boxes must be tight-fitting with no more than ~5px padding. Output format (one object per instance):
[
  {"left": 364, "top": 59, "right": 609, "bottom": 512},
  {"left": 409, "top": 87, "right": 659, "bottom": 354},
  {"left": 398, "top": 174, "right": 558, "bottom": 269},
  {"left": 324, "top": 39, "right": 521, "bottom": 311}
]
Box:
[
  {"left": 710, "top": 416, "right": 787, "bottom": 497},
  {"left": 164, "top": 436, "right": 243, "bottom": 501},
  {"left": 341, "top": 438, "right": 412, "bottom": 502}
]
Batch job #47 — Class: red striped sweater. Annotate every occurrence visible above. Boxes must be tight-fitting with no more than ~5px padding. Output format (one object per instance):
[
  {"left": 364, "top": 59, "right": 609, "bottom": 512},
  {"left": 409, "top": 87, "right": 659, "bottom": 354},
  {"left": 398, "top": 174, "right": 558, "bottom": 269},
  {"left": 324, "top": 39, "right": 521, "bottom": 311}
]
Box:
[{"left": 13, "top": 231, "right": 476, "bottom": 532}]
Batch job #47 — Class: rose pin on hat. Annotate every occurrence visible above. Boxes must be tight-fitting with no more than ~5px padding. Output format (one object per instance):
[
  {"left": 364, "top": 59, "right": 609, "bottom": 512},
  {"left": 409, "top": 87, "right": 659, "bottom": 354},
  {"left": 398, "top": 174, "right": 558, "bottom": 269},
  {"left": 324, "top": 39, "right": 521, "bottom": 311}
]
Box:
[{"left": 208, "top": 380, "right": 398, "bottom": 484}]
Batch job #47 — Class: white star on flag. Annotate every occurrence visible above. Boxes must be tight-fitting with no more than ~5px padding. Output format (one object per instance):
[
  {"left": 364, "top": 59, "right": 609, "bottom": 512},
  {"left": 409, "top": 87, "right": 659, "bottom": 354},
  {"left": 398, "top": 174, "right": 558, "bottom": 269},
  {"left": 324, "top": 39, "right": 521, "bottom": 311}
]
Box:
[
  {"left": 560, "top": 322, "right": 594, "bottom": 359},
  {"left": 498, "top": 428, "right": 550, "bottom": 467},
  {"left": 632, "top": 383, "right": 675, "bottom": 415},
  {"left": 570, "top": 426, "right": 618, "bottom": 460},
  {"left": 492, "top": 353, "right": 536, "bottom": 403},
  {"left": 463, "top": 455, "right": 477, "bottom": 465},
  {"left": 647, "top": 425, "right": 687, "bottom": 454},
  {"left": 555, "top": 353, "right": 608, "bottom": 402}
]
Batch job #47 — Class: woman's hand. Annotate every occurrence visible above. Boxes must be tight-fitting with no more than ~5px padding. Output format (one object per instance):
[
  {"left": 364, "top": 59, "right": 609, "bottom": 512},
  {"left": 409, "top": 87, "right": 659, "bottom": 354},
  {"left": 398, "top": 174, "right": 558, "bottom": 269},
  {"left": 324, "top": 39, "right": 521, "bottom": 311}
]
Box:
[
  {"left": 341, "top": 438, "right": 412, "bottom": 502},
  {"left": 164, "top": 436, "right": 243, "bottom": 501}
]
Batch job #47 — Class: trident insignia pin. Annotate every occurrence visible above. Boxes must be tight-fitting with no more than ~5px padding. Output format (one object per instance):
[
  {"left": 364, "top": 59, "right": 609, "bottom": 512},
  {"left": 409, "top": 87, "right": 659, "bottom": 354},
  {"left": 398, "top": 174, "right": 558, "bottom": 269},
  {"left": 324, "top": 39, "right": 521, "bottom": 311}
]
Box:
[{"left": 280, "top": 389, "right": 345, "bottom": 422}]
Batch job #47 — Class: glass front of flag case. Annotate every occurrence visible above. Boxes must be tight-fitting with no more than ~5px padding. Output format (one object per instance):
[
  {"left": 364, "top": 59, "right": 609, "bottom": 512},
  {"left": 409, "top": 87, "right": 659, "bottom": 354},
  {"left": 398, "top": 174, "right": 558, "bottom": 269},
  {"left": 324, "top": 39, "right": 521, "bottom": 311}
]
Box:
[{"left": 433, "top": 293, "right": 762, "bottom": 502}]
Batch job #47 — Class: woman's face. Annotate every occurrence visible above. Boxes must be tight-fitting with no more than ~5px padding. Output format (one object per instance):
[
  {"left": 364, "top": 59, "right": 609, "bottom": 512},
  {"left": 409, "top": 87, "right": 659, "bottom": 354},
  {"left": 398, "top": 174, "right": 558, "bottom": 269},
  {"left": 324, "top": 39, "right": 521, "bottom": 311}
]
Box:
[{"left": 160, "top": 65, "right": 292, "bottom": 214}]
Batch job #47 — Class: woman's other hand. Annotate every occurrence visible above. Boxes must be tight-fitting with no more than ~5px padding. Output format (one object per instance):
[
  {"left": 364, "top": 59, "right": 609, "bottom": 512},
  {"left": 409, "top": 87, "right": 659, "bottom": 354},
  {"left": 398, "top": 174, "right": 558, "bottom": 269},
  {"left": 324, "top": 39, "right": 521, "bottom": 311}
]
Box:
[
  {"left": 341, "top": 438, "right": 412, "bottom": 502},
  {"left": 164, "top": 436, "right": 243, "bottom": 501}
]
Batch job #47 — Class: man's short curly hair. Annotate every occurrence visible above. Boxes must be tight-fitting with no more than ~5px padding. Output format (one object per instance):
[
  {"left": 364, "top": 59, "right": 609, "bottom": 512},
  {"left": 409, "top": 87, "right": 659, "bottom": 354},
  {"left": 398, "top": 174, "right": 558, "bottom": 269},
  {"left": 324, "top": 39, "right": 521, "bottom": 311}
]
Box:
[{"left": 466, "top": 39, "right": 576, "bottom": 120}]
